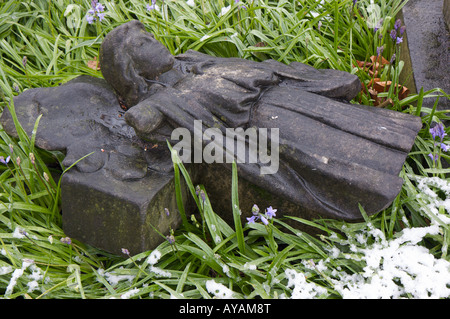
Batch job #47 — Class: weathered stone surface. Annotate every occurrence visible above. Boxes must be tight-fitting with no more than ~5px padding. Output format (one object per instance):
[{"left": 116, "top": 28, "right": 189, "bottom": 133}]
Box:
[
  {"left": 61, "top": 168, "right": 184, "bottom": 255},
  {"left": 400, "top": 0, "right": 449, "bottom": 110},
  {"left": 1, "top": 76, "right": 183, "bottom": 255},
  {"left": 0, "top": 21, "right": 423, "bottom": 254}
]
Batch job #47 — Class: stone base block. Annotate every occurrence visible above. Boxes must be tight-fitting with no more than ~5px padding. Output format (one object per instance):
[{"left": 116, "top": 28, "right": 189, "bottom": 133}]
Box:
[{"left": 61, "top": 169, "right": 185, "bottom": 255}]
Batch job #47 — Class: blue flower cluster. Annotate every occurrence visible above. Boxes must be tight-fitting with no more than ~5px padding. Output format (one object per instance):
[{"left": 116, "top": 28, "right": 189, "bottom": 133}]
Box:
[
  {"left": 0, "top": 155, "right": 10, "bottom": 165},
  {"left": 147, "top": 0, "right": 157, "bottom": 11},
  {"left": 247, "top": 204, "right": 277, "bottom": 225},
  {"left": 390, "top": 19, "right": 406, "bottom": 45},
  {"left": 428, "top": 122, "right": 449, "bottom": 163},
  {"left": 86, "top": 0, "right": 105, "bottom": 24}
]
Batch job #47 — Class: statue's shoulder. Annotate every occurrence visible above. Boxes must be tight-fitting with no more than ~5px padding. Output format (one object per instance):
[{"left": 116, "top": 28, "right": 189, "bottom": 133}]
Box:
[{"left": 175, "top": 49, "right": 215, "bottom": 62}]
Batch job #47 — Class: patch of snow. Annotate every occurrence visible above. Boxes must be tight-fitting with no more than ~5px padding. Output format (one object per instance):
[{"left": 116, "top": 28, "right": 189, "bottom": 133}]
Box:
[
  {"left": 97, "top": 268, "right": 135, "bottom": 286},
  {"left": 415, "top": 176, "right": 450, "bottom": 225},
  {"left": 331, "top": 225, "right": 450, "bottom": 299},
  {"left": 219, "top": 5, "right": 231, "bottom": 17},
  {"left": 12, "top": 227, "right": 26, "bottom": 239},
  {"left": 206, "top": 280, "right": 235, "bottom": 299},
  {"left": 0, "top": 266, "right": 13, "bottom": 275},
  {"left": 147, "top": 250, "right": 161, "bottom": 265},
  {"left": 244, "top": 262, "right": 257, "bottom": 270},
  {"left": 121, "top": 287, "right": 140, "bottom": 299},
  {"left": 285, "top": 269, "right": 327, "bottom": 299},
  {"left": 149, "top": 266, "right": 171, "bottom": 278},
  {"left": 26, "top": 264, "right": 43, "bottom": 293},
  {"left": 5, "top": 259, "right": 34, "bottom": 296},
  {"left": 27, "top": 280, "right": 40, "bottom": 293}
]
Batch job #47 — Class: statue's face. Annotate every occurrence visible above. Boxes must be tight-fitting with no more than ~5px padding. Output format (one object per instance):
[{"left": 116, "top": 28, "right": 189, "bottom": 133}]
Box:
[{"left": 127, "top": 31, "right": 174, "bottom": 80}]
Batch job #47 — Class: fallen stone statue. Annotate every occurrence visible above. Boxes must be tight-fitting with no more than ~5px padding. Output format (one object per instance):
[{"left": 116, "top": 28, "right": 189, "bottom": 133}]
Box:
[{"left": 1, "top": 21, "right": 422, "bottom": 255}]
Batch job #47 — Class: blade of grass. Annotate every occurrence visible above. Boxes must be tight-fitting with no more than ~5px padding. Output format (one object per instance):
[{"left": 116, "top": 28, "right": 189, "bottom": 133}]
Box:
[{"left": 231, "top": 161, "right": 245, "bottom": 255}]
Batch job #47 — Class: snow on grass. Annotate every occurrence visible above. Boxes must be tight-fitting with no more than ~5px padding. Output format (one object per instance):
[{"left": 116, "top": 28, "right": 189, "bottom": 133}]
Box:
[
  {"left": 327, "top": 176, "right": 450, "bottom": 299},
  {"left": 333, "top": 225, "right": 449, "bottom": 299},
  {"left": 97, "top": 268, "right": 135, "bottom": 286},
  {"left": 284, "top": 224, "right": 450, "bottom": 299},
  {"left": 4, "top": 259, "right": 34, "bottom": 296},
  {"left": 206, "top": 280, "right": 235, "bottom": 299},
  {"left": 283, "top": 175, "right": 450, "bottom": 299},
  {"left": 285, "top": 268, "right": 328, "bottom": 299},
  {"left": 284, "top": 173, "right": 450, "bottom": 299},
  {"left": 415, "top": 176, "right": 450, "bottom": 226},
  {"left": 147, "top": 249, "right": 162, "bottom": 265},
  {"left": 120, "top": 287, "right": 140, "bottom": 299}
]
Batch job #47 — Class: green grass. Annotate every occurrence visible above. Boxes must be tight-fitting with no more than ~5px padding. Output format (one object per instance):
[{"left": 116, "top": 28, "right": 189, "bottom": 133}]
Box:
[{"left": 0, "top": 0, "right": 449, "bottom": 299}]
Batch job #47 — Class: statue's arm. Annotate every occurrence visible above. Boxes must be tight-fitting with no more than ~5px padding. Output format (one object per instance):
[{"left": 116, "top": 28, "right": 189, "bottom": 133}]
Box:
[
  {"left": 263, "top": 59, "right": 361, "bottom": 101},
  {"left": 124, "top": 97, "right": 165, "bottom": 141}
]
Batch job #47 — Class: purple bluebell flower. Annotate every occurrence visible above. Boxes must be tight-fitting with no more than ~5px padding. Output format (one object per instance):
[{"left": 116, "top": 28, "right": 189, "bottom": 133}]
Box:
[
  {"left": 430, "top": 123, "right": 447, "bottom": 142},
  {"left": 390, "top": 53, "right": 396, "bottom": 64},
  {"left": 147, "top": 0, "right": 157, "bottom": 11},
  {"left": 374, "top": 19, "right": 383, "bottom": 32},
  {"left": 248, "top": 205, "right": 277, "bottom": 224},
  {"left": 122, "top": 248, "right": 130, "bottom": 255},
  {"left": 440, "top": 143, "right": 450, "bottom": 152},
  {"left": 428, "top": 153, "right": 438, "bottom": 163},
  {"left": 265, "top": 206, "right": 277, "bottom": 219},
  {"left": 352, "top": 0, "right": 357, "bottom": 7},
  {"left": 87, "top": 1, "right": 106, "bottom": 24},
  {"left": 199, "top": 190, "right": 206, "bottom": 203},
  {"left": 246, "top": 215, "right": 259, "bottom": 224},
  {"left": 60, "top": 237, "right": 72, "bottom": 245},
  {"left": 164, "top": 208, "right": 170, "bottom": 217},
  {"left": 234, "top": 0, "right": 247, "bottom": 10},
  {"left": 95, "top": 3, "right": 104, "bottom": 12},
  {"left": 391, "top": 20, "right": 404, "bottom": 45},
  {"left": 260, "top": 215, "right": 269, "bottom": 225},
  {"left": 376, "top": 46, "right": 384, "bottom": 57},
  {"left": 166, "top": 234, "right": 176, "bottom": 244},
  {"left": 251, "top": 204, "right": 260, "bottom": 215},
  {"left": 86, "top": 15, "right": 95, "bottom": 24},
  {"left": 97, "top": 12, "right": 105, "bottom": 21},
  {"left": 0, "top": 156, "right": 11, "bottom": 165},
  {"left": 390, "top": 29, "right": 397, "bottom": 41}
]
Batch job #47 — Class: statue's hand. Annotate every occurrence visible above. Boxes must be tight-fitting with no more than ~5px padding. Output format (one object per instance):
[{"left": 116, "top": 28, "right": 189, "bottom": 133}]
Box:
[
  {"left": 124, "top": 99, "right": 165, "bottom": 141},
  {"left": 62, "top": 139, "right": 107, "bottom": 173}
]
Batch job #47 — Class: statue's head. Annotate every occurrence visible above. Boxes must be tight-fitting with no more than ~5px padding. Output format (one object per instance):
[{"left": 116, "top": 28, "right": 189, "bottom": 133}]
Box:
[{"left": 100, "top": 21, "right": 174, "bottom": 107}]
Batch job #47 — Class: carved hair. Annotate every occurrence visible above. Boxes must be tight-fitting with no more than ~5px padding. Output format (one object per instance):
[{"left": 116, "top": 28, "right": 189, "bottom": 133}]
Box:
[{"left": 100, "top": 21, "right": 173, "bottom": 107}]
